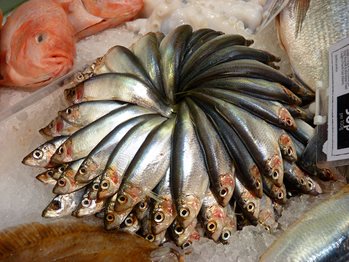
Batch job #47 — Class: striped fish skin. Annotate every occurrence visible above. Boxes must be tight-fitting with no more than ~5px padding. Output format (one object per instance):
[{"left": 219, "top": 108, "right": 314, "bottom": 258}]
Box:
[
  {"left": 260, "top": 185, "right": 349, "bottom": 262},
  {"left": 186, "top": 98, "right": 235, "bottom": 206},
  {"left": 171, "top": 102, "right": 209, "bottom": 229}
]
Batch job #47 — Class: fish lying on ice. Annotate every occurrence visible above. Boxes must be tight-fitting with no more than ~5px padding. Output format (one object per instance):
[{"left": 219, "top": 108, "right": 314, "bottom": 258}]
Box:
[
  {"left": 276, "top": 0, "right": 349, "bottom": 91},
  {"left": 260, "top": 185, "right": 349, "bottom": 262}
]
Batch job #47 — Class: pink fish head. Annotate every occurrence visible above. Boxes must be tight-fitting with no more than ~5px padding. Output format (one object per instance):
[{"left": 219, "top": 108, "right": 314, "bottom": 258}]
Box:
[{"left": 0, "top": 0, "right": 75, "bottom": 88}]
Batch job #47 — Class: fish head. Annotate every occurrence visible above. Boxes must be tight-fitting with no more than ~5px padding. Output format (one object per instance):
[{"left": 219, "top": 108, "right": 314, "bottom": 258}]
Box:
[
  {"left": 134, "top": 198, "right": 150, "bottom": 221},
  {"left": 98, "top": 167, "right": 120, "bottom": 199},
  {"left": 240, "top": 190, "right": 261, "bottom": 222},
  {"left": 51, "top": 139, "right": 73, "bottom": 163},
  {"left": 73, "top": 195, "right": 98, "bottom": 217},
  {"left": 278, "top": 107, "right": 297, "bottom": 131},
  {"left": 104, "top": 208, "right": 132, "bottom": 230},
  {"left": 114, "top": 184, "right": 143, "bottom": 212},
  {"left": 64, "top": 83, "right": 85, "bottom": 104},
  {"left": 202, "top": 205, "right": 225, "bottom": 242},
  {"left": 0, "top": 1, "right": 75, "bottom": 88},
  {"left": 53, "top": 169, "right": 75, "bottom": 195},
  {"left": 42, "top": 194, "right": 72, "bottom": 218},
  {"left": 39, "top": 116, "right": 65, "bottom": 138},
  {"left": 278, "top": 133, "right": 297, "bottom": 162},
  {"left": 75, "top": 159, "right": 98, "bottom": 183},
  {"left": 271, "top": 184, "right": 287, "bottom": 204},
  {"left": 36, "top": 169, "right": 57, "bottom": 185},
  {"left": 305, "top": 177, "right": 322, "bottom": 196},
  {"left": 176, "top": 194, "right": 201, "bottom": 228},
  {"left": 265, "top": 154, "right": 284, "bottom": 187},
  {"left": 173, "top": 218, "right": 199, "bottom": 249},
  {"left": 22, "top": 142, "right": 57, "bottom": 167},
  {"left": 151, "top": 197, "right": 176, "bottom": 234},
  {"left": 318, "top": 168, "right": 337, "bottom": 181},
  {"left": 216, "top": 172, "right": 235, "bottom": 207},
  {"left": 249, "top": 165, "right": 263, "bottom": 198},
  {"left": 59, "top": 105, "right": 81, "bottom": 124},
  {"left": 120, "top": 212, "right": 140, "bottom": 234},
  {"left": 220, "top": 214, "right": 237, "bottom": 244},
  {"left": 258, "top": 196, "right": 278, "bottom": 232}
]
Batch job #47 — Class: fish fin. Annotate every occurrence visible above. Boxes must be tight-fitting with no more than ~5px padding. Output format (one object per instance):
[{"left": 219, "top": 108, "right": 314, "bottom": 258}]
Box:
[
  {"left": 0, "top": 222, "right": 101, "bottom": 258},
  {"left": 144, "top": 189, "right": 162, "bottom": 203},
  {"left": 292, "top": 0, "right": 311, "bottom": 37}
]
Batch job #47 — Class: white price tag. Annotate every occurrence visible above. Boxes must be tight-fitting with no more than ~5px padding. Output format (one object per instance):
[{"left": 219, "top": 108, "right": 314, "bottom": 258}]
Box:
[{"left": 328, "top": 37, "right": 349, "bottom": 161}]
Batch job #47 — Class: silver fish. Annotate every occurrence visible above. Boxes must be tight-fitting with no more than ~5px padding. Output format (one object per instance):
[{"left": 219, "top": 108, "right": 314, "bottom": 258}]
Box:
[
  {"left": 75, "top": 114, "right": 157, "bottom": 183},
  {"left": 36, "top": 168, "right": 58, "bottom": 185},
  {"left": 22, "top": 136, "right": 68, "bottom": 168},
  {"left": 171, "top": 218, "right": 200, "bottom": 249},
  {"left": 171, "top": 102, "right": 209, "bottom": 228},
  {"left": 131, "top": 32, "right": 164, "bottom": 98},
  {"left": 220, "top": 205, "right": 237, "bottom": 244},
  {"left": 64, "top": 73, "right": 172, "bottom": 117},
  {"left": 58, "top": 101, "right": 124, "bottom": 127},
  {"left": 120, "top": 212, "right": 141, "bottom": 234},
  {"left": 51, "top": 105, "right": 154, "bottom": 163},
  {"left": 160, "top": 24, "right": 192, "bottom": 104},
  {"left": 104, "top": 194, "right": 133, "bottom": 230},
  {"left": 39, "top": 116, "right": 80, "bottom": 138},
  {"left": 276, "top": 0, "right": 349, "bottom": 91},
  {"left": 260, "top": 185, "right": 349, "bottom": 262},
  {"left": 151, "top": 169, "right": 177, "bottom": 235},
  {"left": 258, "top": 195, "right": 278, "bottom": 232},
  {"left": 114, "top": 118, "right": 175, "bottom": 213},
  {"left": 42, "top": 190, "right": 84, "bottom": 218},
  {"left": 98, "top": 117, "right": 165, "bottom": 200},
  {"left": 186, "top": 98, "right": 235, "bottom": 206}
]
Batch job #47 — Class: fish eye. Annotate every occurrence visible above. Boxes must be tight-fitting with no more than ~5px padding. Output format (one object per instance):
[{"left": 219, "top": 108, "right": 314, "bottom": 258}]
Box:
[
  {"left": 117, "top": 195, "right": 127, "bottom": 204},
  {"left": 58, "top": 146, "right": 64, "bottom": 155},
  {"left": 154, "top": 211, "right": 164, "bottom": 223},
  {"left": 65, "top": 108, "right": 72, "bottom": 115},
  {"left": 174, "top": 225, "right": 184, "bottom": 235},
  {"left": 221, "top": 230, "right": 231, "bottom": 241},
  {"left": 106, "top": 213, "right": 115, "bottom": 222},
  {"left": 246, "top": 202, "right": 255, "bottom": 213},
  {"left": 219, "top": 188, "right": 228, "bottom": 197},
  {"left": 286, "top": 118, "right": 293, "bottom": 126},
  {"left": 207, "top": 221, "right": 217, "bottom": 232},
  {"left": 47, "top": 170, "right": 54, "bottom": 176},
  {"left": 76, "top": 73, "right": 84, "bottom": 81},
  {"left": 139, "top": 201, "right": 147, "bottom": 210},
  {"left": 272, "top": 170, "right": 279, "bottom": 180},
  {"left": 48, "top": 122, "right": 54, "bottom": 128},
  {"left": 264, "top": 225, "right": 271, "bottom": 232},
  {"left": 79, "top": 167, "right": 86, "bottom": 175},
  {"left": 307, "top": 180, "right": 314, "bottom": 190},
  {"left": 145, "top": 234, "right": 155, "bottom": 242},
  {"left": 125, "top": 216, "right": 134, "bottom": 226},
  {"left": 287, "top": 147, "right": 293, "bottom": 156},
  {"left": 277, "top": 191, "right": 284, "bottom": 200},
  {"left": 299, "top": 178, "right": 306, "bottom": 186},
  {"left": 82, "top": 198, "right": 91, "bottom": 207},
  {"left": 36, "top": 34, "right": 45, "bottom": 43},
  {"left": 255, "top": 179, "right": 261, "bottom": 189},
  {"left": 58, "top": 166, "right": 65, "bottom": 173},
  {"left": 182, "top": 241, "right": 191, "bottom": 249},
  {"left": 92, "top": 183, "right": 99, "bottom": 191},
  {"left": 33, "top": 149, "right": 43, "bottom": 159},
  {"left": 58, "top": 178, "right": 66, "bottom": 187},
  {"left": 51, "top": 200, "right": 61, "bottom": 210},
  {"left": 101, "top": 180, "right": 109, "bottom": 190},
  {"left": 179, "top": 207, "right": 190, "bottom": 218}
]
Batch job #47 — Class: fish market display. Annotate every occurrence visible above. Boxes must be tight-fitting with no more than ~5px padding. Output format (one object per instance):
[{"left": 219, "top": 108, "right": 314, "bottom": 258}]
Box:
[
  {"left": 260, "top": 185, "right": 349, "bottom": 262},
  {"left": 276, "top": 0, "right": 349, "bottom": 91},
  {"left": 23, "top": 25, "right": 334, "bottom": 253},
  {"left": 0, "top": 0, "right": 144, "bottom": 89}
]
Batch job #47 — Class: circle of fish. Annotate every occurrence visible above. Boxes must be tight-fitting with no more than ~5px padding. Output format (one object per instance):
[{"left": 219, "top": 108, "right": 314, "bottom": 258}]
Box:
[{"left": 23, "top": 25, "right": 335, "bottom": 249}]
